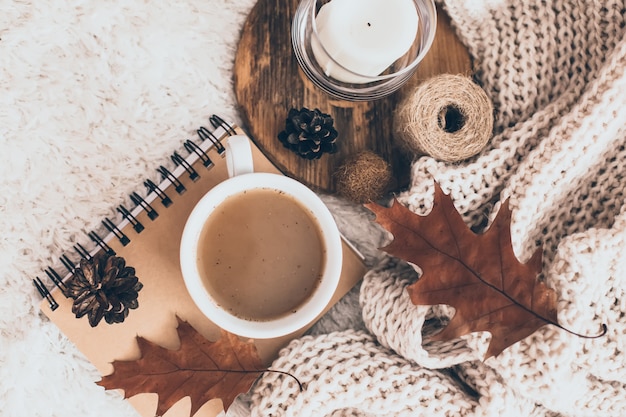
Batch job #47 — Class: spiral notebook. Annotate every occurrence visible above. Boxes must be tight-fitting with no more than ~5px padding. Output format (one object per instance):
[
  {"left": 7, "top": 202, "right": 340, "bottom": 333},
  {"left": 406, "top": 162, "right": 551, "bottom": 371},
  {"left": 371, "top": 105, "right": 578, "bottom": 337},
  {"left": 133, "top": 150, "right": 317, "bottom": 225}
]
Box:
[{"left": 34, "top": 115, "right": 367, "bottom": 417}]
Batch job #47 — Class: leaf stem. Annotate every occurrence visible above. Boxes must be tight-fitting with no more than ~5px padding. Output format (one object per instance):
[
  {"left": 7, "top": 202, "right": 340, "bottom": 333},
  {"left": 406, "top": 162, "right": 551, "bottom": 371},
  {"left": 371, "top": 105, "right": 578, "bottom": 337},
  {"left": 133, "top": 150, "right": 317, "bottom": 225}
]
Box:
[
  {"left": 459, "top": 259, "right": 607, "bottom": 339},
  {"left": 158, "top": 367, "right": 304, "bottom": 391},
  {"left": 264, "top": 369, "right": 304, "bottom": 391}
]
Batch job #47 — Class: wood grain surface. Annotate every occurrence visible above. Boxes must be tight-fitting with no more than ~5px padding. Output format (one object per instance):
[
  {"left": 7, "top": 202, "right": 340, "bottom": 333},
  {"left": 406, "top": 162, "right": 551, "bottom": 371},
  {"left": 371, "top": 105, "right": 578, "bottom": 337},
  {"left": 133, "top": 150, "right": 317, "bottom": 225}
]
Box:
[{"left": 234, "top": 0, "right": 472, "bottom": 194}]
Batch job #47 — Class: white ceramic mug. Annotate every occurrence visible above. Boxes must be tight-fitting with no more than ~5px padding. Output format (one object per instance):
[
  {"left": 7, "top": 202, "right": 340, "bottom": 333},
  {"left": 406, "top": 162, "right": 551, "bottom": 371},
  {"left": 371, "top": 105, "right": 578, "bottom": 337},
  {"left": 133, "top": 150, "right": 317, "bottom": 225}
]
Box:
[{"left": 180, "top": 135, "right": 342, "bottom": 339}]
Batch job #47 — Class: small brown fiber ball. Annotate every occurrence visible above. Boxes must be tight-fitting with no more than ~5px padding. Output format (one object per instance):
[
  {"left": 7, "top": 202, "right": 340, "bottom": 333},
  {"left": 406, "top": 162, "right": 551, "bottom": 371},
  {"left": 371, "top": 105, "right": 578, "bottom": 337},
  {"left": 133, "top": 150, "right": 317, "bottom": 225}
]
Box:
[{"left": 335, "top": 151, "right": 392, "bottom": 204}]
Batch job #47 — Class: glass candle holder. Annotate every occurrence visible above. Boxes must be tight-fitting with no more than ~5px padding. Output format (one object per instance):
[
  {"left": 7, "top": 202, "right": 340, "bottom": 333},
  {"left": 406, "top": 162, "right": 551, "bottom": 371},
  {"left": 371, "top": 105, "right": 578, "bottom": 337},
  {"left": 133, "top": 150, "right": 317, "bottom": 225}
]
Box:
[{"left": 292, "top": 0, "right": 437, "bottom": 101}]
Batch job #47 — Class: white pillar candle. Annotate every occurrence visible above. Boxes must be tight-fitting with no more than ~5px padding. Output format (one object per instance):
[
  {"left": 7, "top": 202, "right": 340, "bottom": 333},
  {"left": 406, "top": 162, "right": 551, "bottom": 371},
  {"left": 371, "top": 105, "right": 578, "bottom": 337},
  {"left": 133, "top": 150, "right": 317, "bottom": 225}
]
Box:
[{"left": 312, "top": 0, "right": 419, "bottom": 84}]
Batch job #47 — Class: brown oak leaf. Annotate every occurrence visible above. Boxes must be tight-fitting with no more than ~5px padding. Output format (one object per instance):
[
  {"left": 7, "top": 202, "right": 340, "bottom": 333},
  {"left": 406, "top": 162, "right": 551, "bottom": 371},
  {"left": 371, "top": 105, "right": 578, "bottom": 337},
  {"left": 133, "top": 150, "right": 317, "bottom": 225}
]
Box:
[
  {"left": 365, "top": 183, "right": 559, "bottom": 359},
  {"left": 98, "top": 318, "right": 264, "bottom": 416}
]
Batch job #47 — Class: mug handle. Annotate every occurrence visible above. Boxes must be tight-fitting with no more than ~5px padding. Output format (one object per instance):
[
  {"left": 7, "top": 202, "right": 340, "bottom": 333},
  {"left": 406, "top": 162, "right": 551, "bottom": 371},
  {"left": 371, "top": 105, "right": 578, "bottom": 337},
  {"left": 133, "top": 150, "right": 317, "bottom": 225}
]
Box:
[{"left": 225, "top": 135, "right": 254, "bottom": 177}]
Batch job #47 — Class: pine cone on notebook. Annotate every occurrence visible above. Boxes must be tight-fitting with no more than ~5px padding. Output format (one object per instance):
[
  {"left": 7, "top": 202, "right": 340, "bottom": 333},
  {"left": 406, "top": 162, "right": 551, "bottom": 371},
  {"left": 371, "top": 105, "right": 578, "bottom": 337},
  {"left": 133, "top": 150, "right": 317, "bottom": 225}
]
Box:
[
  {"left": 278, "top": 107, "right": 339, "bottom": 159},
  {"left": 66, "top": 252, "right": 143, "bottom": 327}
]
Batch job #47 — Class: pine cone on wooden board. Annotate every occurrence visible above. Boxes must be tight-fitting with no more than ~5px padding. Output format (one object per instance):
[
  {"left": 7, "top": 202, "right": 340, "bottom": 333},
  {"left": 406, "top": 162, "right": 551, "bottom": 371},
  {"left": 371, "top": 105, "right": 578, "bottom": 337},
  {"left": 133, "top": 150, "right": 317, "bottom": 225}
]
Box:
[{"left": 278, "top": 107, "right": 339, "bottom": 159}]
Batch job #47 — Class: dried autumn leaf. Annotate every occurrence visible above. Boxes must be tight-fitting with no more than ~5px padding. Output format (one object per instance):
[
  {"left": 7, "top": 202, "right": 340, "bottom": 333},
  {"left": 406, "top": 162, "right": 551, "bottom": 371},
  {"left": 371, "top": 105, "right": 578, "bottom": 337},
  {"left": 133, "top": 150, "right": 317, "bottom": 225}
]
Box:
[
  {"left": 365, "top": 183, "right": 559, "bottom": 359},
  {"left": 98, "top": 317, "right": 264, "bottom": 415}
]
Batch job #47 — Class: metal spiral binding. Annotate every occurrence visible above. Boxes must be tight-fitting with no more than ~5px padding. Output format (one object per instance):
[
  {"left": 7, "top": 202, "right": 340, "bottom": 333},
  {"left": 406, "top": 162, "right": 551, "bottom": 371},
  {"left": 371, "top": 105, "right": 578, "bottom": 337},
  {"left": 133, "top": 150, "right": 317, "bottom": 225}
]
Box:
[
  {"left": 46, "top": 266, "right": 68, "bottom": 296},
  {"left": 130, "top": 192, "right": 159, "bottom": 220},
  {"left": 197, "top": 126, "right": 226, "bottom": 154},
  {"left": 33, "top": 115, "right": 233, "bottom": 310},
  {"left": 144, "top": 179, "right": 172, "bottom": 207},
  {"left": 88, "top": 231, "right": 116, "bottom": 256},
  {"left": 74, "top": 242, "right": 92, "bottom": 260},
  {"left": 171, "top": 151, "right": 200, "bottom": 181},
  {"left": 117, "top": 205, "right": 144, "bottom": 234},
  {"left": 157, "top": 165, "right": 186, "bottom": 195},
  {"left": 33, "top": 277, "right": 58, "bottom": 311},
  {"left": 60, "top": 254, "right": 77, "bottom": 274},
  {"left": 184, "top": 140, "right": 213, "bottom": 168},
  {"left": 210, "top": 114, "right": 237, "bottom": 136},
  {"left": 102, "top": 218, "right": 130, "bottom": 246}
]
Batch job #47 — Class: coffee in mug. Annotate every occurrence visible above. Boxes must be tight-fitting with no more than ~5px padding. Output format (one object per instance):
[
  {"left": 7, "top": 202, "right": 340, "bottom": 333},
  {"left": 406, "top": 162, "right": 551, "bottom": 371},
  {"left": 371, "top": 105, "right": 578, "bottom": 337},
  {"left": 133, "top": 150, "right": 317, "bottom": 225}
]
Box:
[
  {"left": 196, "top": 187, "right": 326, "bottom": 321},
  {"left": 180, "top": 135, "right": 342, "bottom": 339}
]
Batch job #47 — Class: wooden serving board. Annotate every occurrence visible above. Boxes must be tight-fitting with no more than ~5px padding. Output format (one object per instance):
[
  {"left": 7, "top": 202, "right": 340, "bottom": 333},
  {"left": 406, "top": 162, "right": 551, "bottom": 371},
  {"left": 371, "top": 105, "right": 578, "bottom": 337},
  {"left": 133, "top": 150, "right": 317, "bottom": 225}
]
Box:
[{"left": 234, "top": 0, "right": 472, "bottom": 193}]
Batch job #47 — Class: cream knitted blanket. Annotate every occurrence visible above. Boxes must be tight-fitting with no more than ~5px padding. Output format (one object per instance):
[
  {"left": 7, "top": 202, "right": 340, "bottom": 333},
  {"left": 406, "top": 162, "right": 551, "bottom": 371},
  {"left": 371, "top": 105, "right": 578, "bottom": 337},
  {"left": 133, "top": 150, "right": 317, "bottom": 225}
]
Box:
[{"left": 246, "top": 1, "right": 626, "bottom": 415}]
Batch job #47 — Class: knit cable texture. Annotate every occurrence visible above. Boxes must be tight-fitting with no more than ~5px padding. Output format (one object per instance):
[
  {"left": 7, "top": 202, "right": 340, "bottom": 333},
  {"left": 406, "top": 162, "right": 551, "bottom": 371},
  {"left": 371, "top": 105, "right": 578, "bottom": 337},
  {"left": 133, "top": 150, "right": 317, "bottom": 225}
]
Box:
[
  {"left": 249, "top": 0, "right": 626, "bottom": 415},
  {"left": 249, "top": 330, "right": 477, "bottom": 416}
]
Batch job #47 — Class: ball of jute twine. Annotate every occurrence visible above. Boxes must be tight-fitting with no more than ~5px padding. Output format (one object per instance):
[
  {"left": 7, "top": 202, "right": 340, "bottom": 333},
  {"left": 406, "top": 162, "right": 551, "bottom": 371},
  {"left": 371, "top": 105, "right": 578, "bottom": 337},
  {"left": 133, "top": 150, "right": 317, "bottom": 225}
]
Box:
[{"left": 394, "top": 74, "right": 494, "bottom": 162}]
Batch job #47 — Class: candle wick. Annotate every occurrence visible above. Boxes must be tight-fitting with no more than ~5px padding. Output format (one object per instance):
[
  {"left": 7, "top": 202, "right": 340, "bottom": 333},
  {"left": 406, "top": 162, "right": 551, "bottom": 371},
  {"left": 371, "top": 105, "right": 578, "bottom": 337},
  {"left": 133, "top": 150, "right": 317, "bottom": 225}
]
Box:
[{"left": 367, "top": 22, "right": 371, "bottom": 27}]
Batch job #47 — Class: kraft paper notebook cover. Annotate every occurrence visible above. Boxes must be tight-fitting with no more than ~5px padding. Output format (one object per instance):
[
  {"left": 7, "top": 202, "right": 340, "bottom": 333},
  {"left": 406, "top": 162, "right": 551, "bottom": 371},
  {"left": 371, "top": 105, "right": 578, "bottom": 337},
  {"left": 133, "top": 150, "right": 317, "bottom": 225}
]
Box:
[{"left": 35, "top": 115, "right": 367, "bottom": 417}]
